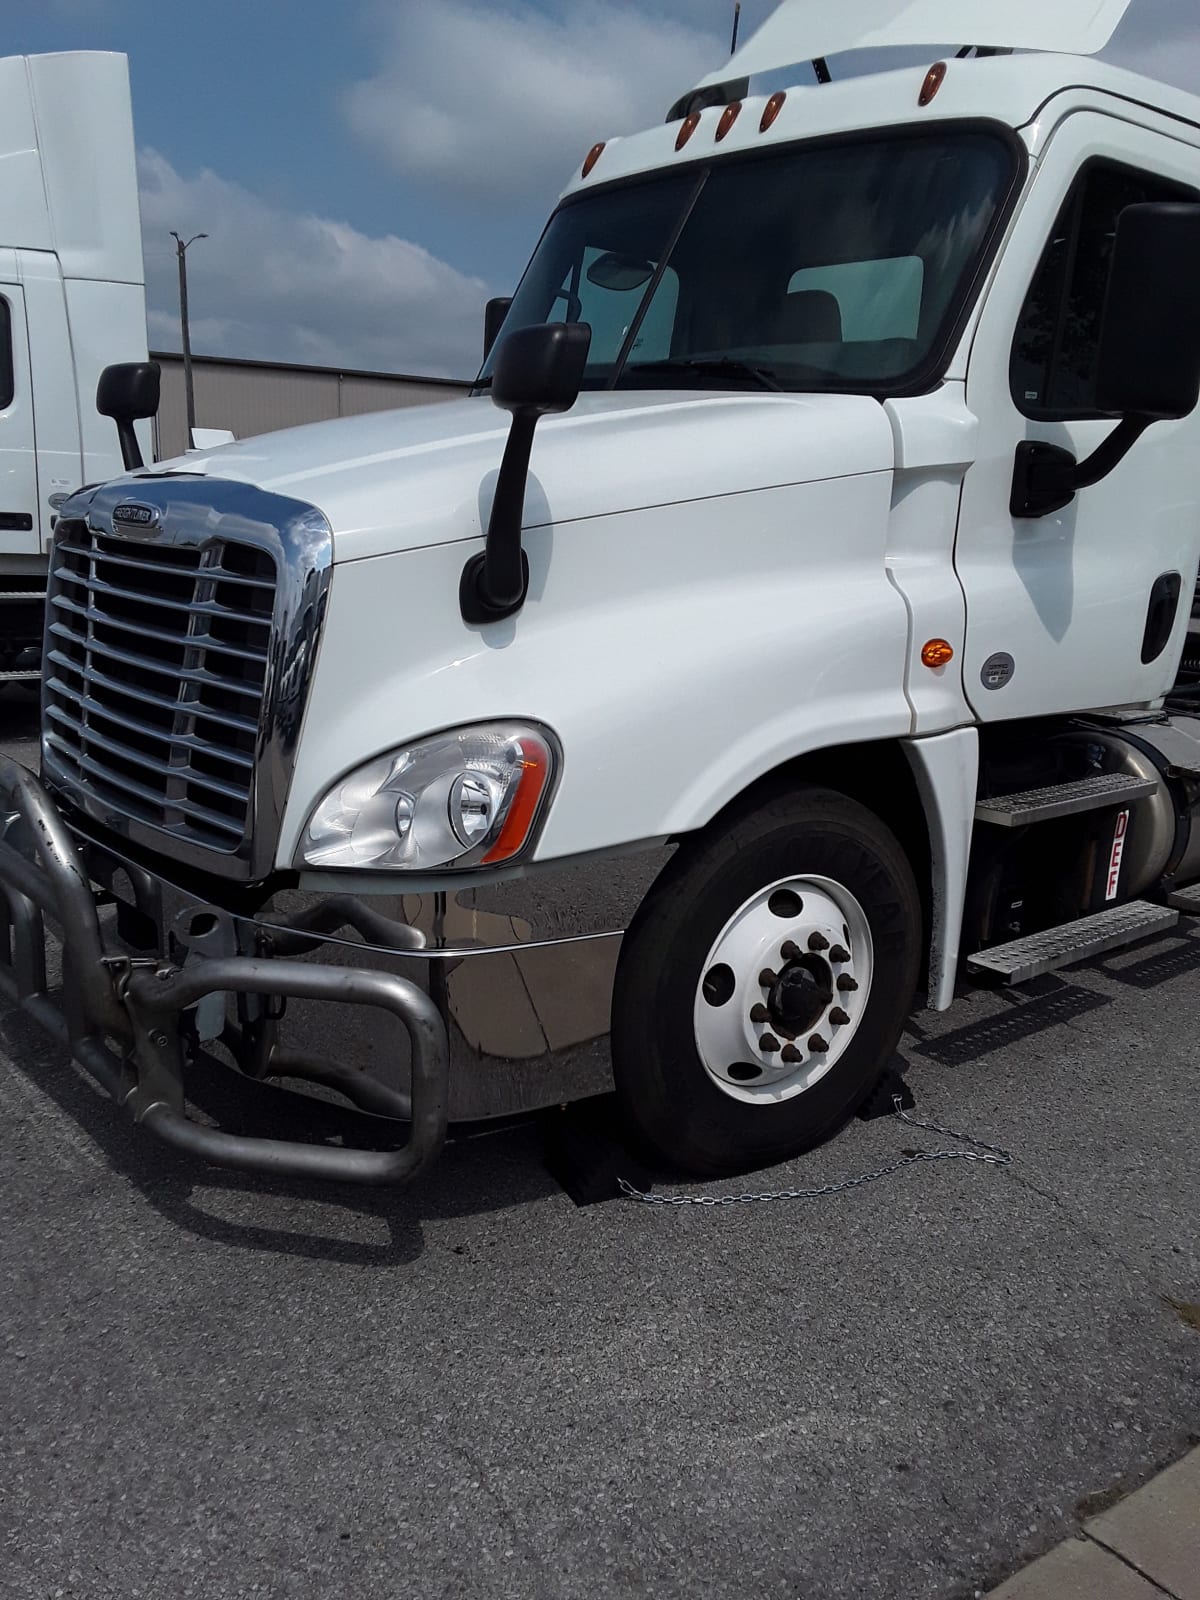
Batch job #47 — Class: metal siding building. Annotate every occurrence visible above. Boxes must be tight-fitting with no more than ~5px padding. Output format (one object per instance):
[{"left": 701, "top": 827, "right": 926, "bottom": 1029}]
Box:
[{"left": 152, "top": 351, "right": 472, "bottom": 460}]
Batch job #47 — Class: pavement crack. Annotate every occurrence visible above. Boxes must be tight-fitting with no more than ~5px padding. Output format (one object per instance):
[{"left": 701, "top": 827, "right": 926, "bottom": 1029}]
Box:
[
  {"left": 441, "top": 1435, "right": 560, "bottom": 1595},
  {"left": 1005, "top": 1165, "right": 1158, "bottom": 1289},
  {"left": 1083, "top": 1531, "right": 1181, "bottom": 1598}
]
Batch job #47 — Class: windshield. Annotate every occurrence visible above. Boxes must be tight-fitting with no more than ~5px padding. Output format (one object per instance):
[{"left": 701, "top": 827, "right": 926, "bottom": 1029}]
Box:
[{"left": 480, "top": 126, "right": 1019, "bottom": 396}]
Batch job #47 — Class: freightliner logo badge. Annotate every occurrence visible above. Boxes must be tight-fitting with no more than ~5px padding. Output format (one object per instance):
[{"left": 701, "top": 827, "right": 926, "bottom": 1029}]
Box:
[{"left": 111, "top": 502, "right": 161, "bottom": 531}]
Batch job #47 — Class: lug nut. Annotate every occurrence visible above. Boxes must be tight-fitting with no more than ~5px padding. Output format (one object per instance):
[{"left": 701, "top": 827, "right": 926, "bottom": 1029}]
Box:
[
  {"left": 829, "top": 945, "right": 850, "bottom": 964},
  {"left": 750, "top": 1003, "right": 771, "bottom": 1024},
  {"left": 780, "top": 940, "right": 802, "bottom": 961},
  {"left": 837, "top": 975, "right": 859, "bottom": 993},
  {"left": 808, "top": 932, "right": 829, "bottom": 952},
  {"left": 781, "top": 1044, "right": 803, "bottom": 1064},
  {"left": 759, "top": 968, "right": 779, "bottom": 988},
  {"left": 829, "top": 1007, "right": 851, "bottom": 1027},
  {"left": 760, "top": 1034, "right": 781, "bottom": 1053},
  {"left": 807, "top": 1034, "right": 829, "bottom": 1053}
]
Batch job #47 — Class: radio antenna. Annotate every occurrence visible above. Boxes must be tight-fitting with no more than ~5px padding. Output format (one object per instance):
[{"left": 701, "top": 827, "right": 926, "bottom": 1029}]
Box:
[{"left": 731, "top": 2, "right": 741, "bottom": 54}]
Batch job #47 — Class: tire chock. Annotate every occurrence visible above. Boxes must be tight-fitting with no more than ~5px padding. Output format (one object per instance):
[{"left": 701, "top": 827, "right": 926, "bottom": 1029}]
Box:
[{"left": 857, "top": 1059, "right": 915, "bottom": 1122}]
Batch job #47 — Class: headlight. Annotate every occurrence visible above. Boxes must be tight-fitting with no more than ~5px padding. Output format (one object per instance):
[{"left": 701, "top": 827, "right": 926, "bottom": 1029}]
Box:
[{"left": 298, "top": 722, "right": 558, "bottom": 872}]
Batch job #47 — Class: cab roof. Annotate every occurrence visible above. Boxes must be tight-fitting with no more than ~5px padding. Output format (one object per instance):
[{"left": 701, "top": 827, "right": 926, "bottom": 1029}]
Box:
[{"left": 561, "top": 51, "right": 1200, "bottom": 201}]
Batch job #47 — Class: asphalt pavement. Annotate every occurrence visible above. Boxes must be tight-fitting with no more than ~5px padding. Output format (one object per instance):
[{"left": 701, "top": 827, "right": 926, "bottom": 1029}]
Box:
[{"left": 0, "top": 686, "right": 1197, "bottom": 1600}]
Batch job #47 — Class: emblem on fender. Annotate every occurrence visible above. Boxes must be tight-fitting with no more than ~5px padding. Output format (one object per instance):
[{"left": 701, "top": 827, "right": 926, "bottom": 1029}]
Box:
[{"left": 111, "top": 501, "right": 161, "bottom": 532}]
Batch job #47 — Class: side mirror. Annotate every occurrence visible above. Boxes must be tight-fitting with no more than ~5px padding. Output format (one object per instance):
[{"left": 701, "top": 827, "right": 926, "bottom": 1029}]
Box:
[
  {"left": 1013, "top": 202, "right": 1200, "bottom": 518},
  {"left": 460, "top": 321, "right": 591, "bottom": 624},
  {"left": 483, "top": 297, "right": 512, "bottom": 361},
  {"left": 1096, "top": 202, "right": 1200, "bottom": 418},
  {"left": 96, "top": 361, "right": 161, "bottom": 472}
]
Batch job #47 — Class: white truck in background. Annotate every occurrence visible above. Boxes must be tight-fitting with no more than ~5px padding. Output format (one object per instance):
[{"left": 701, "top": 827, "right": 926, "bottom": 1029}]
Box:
[{"left": 0, "top": 51, "right": 150, "bottom": 680}]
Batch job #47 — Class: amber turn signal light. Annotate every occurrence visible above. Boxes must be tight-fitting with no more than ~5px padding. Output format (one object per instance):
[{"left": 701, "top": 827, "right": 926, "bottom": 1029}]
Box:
[{"left": 921, "top": 639, "right": 955, "bottom": 669}]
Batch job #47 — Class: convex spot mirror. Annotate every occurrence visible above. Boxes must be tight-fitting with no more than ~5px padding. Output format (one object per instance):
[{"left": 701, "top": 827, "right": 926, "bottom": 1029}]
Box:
[
  {"left": 585, "top": 252, "right": 655, "bottom": 292},
  {"left": 1097, "top": 201, "right": 1200, "bottom": 420}
]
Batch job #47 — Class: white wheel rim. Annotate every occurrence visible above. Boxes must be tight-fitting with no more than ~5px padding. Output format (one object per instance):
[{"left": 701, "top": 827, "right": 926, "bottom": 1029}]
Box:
[{"left": 692, "top": 875, "right": 874, "bottom": 1105}]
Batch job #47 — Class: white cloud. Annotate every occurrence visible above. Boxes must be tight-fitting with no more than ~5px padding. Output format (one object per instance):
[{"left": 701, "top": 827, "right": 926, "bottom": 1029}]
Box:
[
  {"left": 137, "top": 148, "right": 489, "bottom": 378},
  {"left": 343, "top": 0, "right": 724, "bottom": 204}
]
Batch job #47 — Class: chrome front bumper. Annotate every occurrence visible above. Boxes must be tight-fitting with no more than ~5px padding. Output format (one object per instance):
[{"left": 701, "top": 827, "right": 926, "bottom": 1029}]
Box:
[{"left": 0, "top": 757, "right": 667, "bottom": 1185}]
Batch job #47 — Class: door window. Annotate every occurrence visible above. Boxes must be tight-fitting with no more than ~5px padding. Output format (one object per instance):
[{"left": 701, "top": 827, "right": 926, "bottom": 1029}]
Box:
[
  {"left": 0, "top": 297, "right": 13, "bottom": 411},
  {"left": 1010, "top": 159, "right": 1197, "bottom": 419}
]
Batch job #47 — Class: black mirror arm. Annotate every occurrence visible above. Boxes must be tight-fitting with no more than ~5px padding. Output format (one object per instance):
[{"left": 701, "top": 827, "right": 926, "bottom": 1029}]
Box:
[
  {"left": 459, "top": 411, "right": 539, "bottom": 624},
  {"left": 1011, "top": 414, "right": 1153, "bottom": 519},
  {"left": 116, "top": 419, "right": 145, "bottom": 472}
]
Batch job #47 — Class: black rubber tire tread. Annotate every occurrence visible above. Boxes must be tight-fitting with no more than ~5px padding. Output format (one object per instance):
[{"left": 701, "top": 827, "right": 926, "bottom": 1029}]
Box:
[{"left": 612, "top": 785, "right": 921, "bottom": 1176}]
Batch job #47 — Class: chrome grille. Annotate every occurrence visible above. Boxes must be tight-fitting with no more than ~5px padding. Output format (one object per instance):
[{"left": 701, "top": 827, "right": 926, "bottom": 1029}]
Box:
[{"left": 43, "top": 518, "right": 276, "bottom": 853}]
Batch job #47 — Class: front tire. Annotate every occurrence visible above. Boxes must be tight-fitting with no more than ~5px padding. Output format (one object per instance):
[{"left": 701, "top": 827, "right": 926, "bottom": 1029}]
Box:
[{"left": 612, "top": 786, "right": 921, "bottom": 1176}]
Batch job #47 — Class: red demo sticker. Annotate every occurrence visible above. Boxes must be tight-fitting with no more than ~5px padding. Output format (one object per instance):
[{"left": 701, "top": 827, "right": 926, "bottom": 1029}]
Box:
[{"left": 1106, "top": 810, "right": 1130, "bottom": 901}]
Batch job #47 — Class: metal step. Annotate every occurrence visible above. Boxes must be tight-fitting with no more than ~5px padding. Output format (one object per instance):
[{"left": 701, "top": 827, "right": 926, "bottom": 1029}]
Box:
[
  {"left": 967, "top": 900, "right": 1178, "bottom": 984},
  {"left": 1167, "top": 882, "right": 1200, "bottom": 912},
  {"left": 0, "top": 669, "right": 39, "bottom": 682},
  {"left": 975, "top": 772, "right": 1154, "bottom": 827}
]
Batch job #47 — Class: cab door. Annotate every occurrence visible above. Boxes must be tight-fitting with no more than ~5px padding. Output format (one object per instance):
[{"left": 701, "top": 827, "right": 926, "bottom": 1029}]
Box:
[
  {"left": 955, "top": 115, "right": 1200, "bottom": 720},
  {"left": 0, "top": 278, "right": 40, "bottom": 554}
]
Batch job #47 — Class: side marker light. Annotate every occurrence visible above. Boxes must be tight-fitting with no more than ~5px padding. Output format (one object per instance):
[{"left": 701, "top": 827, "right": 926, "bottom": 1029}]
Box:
[{"left": 921, "top": 639, "right": 955, "bottom": 668}]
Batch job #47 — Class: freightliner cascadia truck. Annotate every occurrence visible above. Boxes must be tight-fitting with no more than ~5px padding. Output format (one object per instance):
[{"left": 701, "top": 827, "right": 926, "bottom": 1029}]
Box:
[
  {"left": 0, "top": 52, "right": 150, "bottom": 682},
  {"left": 3, "top": 0, "right": 1200, "bottom": 1186}
]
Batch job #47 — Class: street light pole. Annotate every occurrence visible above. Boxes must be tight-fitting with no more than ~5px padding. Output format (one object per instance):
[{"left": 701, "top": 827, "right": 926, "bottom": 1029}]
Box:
[{"left": 170, "top": 230, "right": 207, "bottom": 444}]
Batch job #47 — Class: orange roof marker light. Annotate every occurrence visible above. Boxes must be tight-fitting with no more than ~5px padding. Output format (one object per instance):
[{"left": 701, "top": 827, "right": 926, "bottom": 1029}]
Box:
[
  {"left": 675, "top": 112, "right": 701, "bottom": 151},
  {"left": 919, "top": 61, "right": 947, "bottom": 106},
  {"left": 716, "top": 101, "right": 743, "bottom": 142},
  {"left": 760, "top": 90, "right": 787, "bottom": 133},
  {"left": 921, "top": 639, "right": 955, "bottom": 669},
  {"left": 581, "top": 142, "right": 606, "bottom": 179}
]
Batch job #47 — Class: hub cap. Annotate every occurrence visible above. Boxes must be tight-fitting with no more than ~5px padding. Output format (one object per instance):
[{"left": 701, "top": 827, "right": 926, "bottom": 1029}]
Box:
[{"left": 692, "top": 875, "right": 874, "bottom": 1105}]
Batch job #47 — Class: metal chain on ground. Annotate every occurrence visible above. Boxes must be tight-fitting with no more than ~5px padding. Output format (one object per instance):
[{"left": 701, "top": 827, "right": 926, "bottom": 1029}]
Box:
[{"left": 618, "top": 1096, "right": 1013, "bottom": 1207}]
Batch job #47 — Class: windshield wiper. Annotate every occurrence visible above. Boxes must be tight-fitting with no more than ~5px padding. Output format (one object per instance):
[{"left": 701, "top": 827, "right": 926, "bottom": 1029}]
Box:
[{"left": 623, "top": 357, "right": 784, "bottom": 392}]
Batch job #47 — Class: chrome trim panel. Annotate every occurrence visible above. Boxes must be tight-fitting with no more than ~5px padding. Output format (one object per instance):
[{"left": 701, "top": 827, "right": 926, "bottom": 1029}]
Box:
[
  {"left": 78, "top": 832, "right": 667, "bottom": 1119},
  {"left": 42, "top": 476, "right": 333, "bottom": 883}
]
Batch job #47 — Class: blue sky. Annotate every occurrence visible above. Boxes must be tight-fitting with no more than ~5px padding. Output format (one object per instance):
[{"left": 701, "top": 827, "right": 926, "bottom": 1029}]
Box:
[{"left": 5, "top": 0, "right": 1198, "bottom": 378}]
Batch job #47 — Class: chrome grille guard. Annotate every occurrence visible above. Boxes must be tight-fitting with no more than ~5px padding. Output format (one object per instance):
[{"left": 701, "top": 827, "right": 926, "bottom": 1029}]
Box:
[{"left": 0, "top": 757, "right": 449, "bottom": 1185}]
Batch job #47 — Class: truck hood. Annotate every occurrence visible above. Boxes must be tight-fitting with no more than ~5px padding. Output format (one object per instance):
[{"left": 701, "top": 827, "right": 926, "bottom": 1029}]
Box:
[{"left": 142, "top": 389, "right": 895, "bottom": 562}]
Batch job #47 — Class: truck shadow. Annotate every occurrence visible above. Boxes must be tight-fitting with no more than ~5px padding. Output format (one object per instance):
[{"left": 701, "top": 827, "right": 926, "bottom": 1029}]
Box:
[
  {"left": 0, "top": 1002, "right": 565, "bottom": 1267},
  {"left": 904, "top": 974, "right": 1112, "bottom": 1065},
  {"left": 905, "top": 923, "right": 1200, "bottom": 1068}
]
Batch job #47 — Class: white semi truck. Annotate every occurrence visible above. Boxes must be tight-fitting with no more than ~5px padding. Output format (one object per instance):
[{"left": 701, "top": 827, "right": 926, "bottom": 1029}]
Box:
[
  {"left": 3, "top": 0, "right": 1200, "bottom": 1186},
  {"left": 0, "top": 51, "right": 151, "bottom": 682}
]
